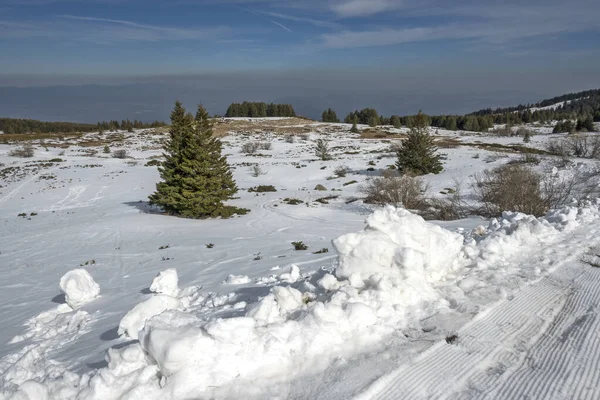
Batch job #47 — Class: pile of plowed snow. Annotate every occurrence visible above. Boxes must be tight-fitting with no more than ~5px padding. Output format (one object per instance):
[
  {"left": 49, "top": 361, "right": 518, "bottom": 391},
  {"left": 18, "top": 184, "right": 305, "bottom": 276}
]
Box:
[{"left": 3, "top": 202, "right": 600, "bottom": 400}]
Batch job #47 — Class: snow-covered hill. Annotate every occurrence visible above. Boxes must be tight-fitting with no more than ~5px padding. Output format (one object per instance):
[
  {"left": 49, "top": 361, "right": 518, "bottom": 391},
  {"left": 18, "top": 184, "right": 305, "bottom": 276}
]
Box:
[{"left": 1, "top": 120, "right": 600, "bottom": 399}]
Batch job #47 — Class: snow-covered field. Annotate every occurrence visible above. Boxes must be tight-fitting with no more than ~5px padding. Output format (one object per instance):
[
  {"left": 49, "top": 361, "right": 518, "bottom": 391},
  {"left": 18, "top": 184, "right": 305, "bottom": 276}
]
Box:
[{"left": 1, "top": 120, "right": 600, "bottom": 399}]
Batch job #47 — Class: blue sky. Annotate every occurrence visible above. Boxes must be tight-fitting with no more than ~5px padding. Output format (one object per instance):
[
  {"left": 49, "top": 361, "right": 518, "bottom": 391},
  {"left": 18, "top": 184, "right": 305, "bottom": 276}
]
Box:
[
  {"left": 0, "top": 0, "right": 599, "bottom": 120},
  {"left": 2, "top": 0, "right": 599, "bottom": 75}
]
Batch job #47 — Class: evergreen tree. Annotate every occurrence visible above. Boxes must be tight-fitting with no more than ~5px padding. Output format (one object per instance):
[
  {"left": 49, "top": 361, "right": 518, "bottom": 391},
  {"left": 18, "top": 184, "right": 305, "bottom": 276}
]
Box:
[
  {"left": 523, "top": 131, "right": 531, "bottom": 143},
  {"left": 322, "top": 108, "right": 339, "bottom": 123},
  {"left": 444, "top": 116, "right": 457, "bottom": 131},
  {"left": 149, "top": 102, "right": 245, "bottom": 219},
  {"left": 395, "top": 111, "right": 443, "bottom": 175},
  {"left": 390, "top": 115, "right": 401, "bottom": 128},
  {"left": 315, "top": 139, "right": 332, "bottom": 160},
  {"left": 350, "top": 121, "right": 359, "bottom": 133}
]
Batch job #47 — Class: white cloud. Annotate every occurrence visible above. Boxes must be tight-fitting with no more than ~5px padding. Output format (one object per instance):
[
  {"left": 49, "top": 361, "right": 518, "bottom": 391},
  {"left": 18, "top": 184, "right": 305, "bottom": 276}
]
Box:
[
  {"left": 0, "top": 15, "right": 231, "bottom": 44},
  {"left": 330, "top": 0, "right": 401, "bottom": 17}
]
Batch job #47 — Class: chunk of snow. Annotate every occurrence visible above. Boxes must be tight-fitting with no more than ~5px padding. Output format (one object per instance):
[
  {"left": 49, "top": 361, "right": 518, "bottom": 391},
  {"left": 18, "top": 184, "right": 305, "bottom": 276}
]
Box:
[
  {"left": 223, "top": 274, "right": 251, "bottom": 285},
  {"left": 279, "top": 264, "right": 300, "bottom": 283},
  {"left": 118, "top": 295, "right": 181, "bottom": 339},
  {"left": 8, "top": 381, "right": 49, "bottom": 400},
  {"left": 149, "top": 268, "right": 179, "bottom": 297},
  {"left": 59, "top": 269, "right": 100, "bottom": 308},
  {"left": 317, "top": 273, "right": 340, "bottom": 291}
]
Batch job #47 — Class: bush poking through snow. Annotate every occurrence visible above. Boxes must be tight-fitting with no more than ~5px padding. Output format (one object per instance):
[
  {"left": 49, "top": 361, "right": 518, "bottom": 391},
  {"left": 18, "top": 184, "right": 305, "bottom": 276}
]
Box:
[
  {"left": 59, "top": 269, "right": 100, "bottom": 309},
  {"left": 314, "top": 184, "right": 327, "bottom": 191},
  {"left": 206, "top": 243, "right": 214, "bottom": 249},
  {"left": 112, "top": 149, "right": 128, "bottom": 159},
  {"left": 445, "top": 334, "right": 459, "bottom": 344},
  {"left": 291, "top": 241, "right": 308, "bottom": 250},
  {"left": 283, "top": 198, "right": 304, "bottom": 205},
  {"left": 313, "top": 248, "right": 329, "bottom": 254},
  {"left": 284, "top": 135, "right": 295, "bottom": 143},
  {"left": 250, "top": 164, "right": 264, "bottom": 177},
  {"left": 334, "top": 165, "right": 350, "bottom": 177},
  {"left": 360, "top": 171, "right": 427, "bottom": 210},
  {"left": 248, "top": 185, "right": 277, "bottom": 192},
  {"left": 315, "top": 139, "right": 332, "bottom": 161},
  {"left": 258, "top": 142, "right": 272, "bottom": 150},
  {"left": 472, "top": 164, "right": 576, "bottom": 217},
  {"left": 241, "top": 142, "right": 260, "bottom": 154},
  {"left": 9, "top": 145, "right": 34, "bottom": 158}
]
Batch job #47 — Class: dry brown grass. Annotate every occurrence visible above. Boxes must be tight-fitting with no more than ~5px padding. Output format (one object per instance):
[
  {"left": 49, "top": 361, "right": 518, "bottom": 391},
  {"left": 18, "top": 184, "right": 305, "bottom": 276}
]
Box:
[
  {"left": 211, "top": 117, "right": 315, "bottom": 137},
  {"left": 359, "top": 128, "right": 406, "bottom": 139},
  {"left": 435, "top": 137, "right": 462, "bottom": 148},
  {"left": 0, "top": 132, "right": 83, "bottom": 144}
]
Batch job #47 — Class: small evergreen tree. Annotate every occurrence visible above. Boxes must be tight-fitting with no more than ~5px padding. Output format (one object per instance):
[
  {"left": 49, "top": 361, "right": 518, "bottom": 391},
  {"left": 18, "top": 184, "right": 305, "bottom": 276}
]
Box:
[
  {"left": 350, "top": 121, "right": 359, "bottom": 133},
  {"left": 523, "top": 131, "right": 531, "bottom": 143},
  {"left": 315, "top": 139, "right": 332, "bottom": 160},
  {"left": 390, "top": 115, "right": 401, "bottom": 128},
  {"left": 149, "top": 102, "right": 246, "bottom": 219},
  {"left": 395, "top": 111, "right": 443, "bottom": 175}
]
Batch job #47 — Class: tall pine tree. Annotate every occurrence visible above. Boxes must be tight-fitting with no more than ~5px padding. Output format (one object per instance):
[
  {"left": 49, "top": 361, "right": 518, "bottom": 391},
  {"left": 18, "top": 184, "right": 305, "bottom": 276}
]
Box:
[
  {"left": 395, "top": 111, "right": 443, "bottom": 175},
  {"left": 149, "top": 102, "right": 246, "bottom": 218}
]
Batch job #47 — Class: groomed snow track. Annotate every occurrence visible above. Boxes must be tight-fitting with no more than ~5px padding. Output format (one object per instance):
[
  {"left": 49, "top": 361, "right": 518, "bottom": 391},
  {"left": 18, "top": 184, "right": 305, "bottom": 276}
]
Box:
[{"left": 359, "top": 249, "right": 600, "bottom": 400}]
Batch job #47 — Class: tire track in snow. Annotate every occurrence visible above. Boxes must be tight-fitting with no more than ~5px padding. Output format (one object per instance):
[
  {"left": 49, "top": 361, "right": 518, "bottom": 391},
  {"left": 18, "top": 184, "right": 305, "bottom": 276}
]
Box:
[{"left": 357, "top": 225, "right": 600, "bottom": 400}]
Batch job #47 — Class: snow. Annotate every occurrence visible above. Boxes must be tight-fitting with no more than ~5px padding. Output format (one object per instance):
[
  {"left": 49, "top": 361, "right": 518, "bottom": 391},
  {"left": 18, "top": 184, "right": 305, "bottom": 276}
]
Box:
[
  {"left": 59, "top": 269, "right": 100, "bottom": 309},
  {"left": 2, "top": 123, "right": 600, "bottom": 399},
  {"left": 223, "top": 274, "right": 251, "bottom": 285},
  {"left": 118, "top": 295, "right": 182, "bottom": 339},
  {"left": 149, "top": 269, "right": 179, "bottom": 297}
]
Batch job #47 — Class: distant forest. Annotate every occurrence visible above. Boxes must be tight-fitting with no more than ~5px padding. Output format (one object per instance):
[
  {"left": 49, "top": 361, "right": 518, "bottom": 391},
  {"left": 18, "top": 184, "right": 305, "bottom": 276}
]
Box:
[
  {"left": 2, "top": 89, "right": 599, "bottom": 135},
  {"left": 0, "top": 118, "right": 165, "bottom": 135},
  {"left": 225, "top": 102, "right": 296, "bottom": 118},
  {"left": 322, "top": 88, "right": 600, "bottom": 132}
]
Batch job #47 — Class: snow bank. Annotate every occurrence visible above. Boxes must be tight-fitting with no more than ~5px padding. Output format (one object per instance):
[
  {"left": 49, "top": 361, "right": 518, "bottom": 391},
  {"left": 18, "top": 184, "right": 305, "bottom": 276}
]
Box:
[
  {"left": 91, "top": 207, "right": 468, "bottom": 399},
  {"left": 59, "top": 269, "right": 100, "bottom": 309},
  {"left": 150, "top": 269, "right": 179, "bottom": 297},
  {"left": 6, "top": 202, "right": 600, "bottom": 399}
]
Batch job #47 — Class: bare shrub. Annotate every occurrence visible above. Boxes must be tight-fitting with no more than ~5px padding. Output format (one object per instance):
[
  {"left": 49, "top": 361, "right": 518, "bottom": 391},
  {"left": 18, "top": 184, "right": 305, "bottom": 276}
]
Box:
[
  {"left": 472, "top": 164, "right": 575, "bottom": 217},
  {"left": 507, "top": 153, "right": 541, "bottom": 165},
  {"left": 546, "top": 135, "right": 600, "bottom": 159},
  {"left": 546, "top": 139, "right": 569, "bottom": 157},
  {"left": 360, "top": 171, "right": 427, "bottom": 210},
  {"left": 250, "top": 164, "right": 264, "bottom": 177},
  {"left": 299, "top": 134, "right": 310, "bottom": 141},
  {"left": 9, "top": 144, "right": 34, "bottom": 158},
  {"left": 284, "top": 135, "right": 295, "bottom": 143},
  {"left": 424, "top": 180, "right": 469, "bottom": 220},
  {"left": 333, "top": 165, "right": 350, "bottom": 177},
  {"left": 259, "top": 142, "right": 272, "bottom": 150},
  {"left": 491, "top": 125, "right": 514, "bottom": 137},
  {"left": 241, "top": 142, "right": 260, "bottom": 154},
  {"left": 112, "top": 149, "right": 128, "bottom": 159}
]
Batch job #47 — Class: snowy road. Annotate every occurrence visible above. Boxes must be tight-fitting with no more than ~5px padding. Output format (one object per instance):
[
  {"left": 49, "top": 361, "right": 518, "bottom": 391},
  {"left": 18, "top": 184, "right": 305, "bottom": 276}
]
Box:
[{"left": 360, "top": 247, "right": 600, "bottom": 400}]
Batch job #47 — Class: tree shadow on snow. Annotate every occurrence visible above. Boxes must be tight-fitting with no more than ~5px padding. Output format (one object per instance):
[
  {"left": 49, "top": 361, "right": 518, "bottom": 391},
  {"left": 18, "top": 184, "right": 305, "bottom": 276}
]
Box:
[{"left": 123, "top": 201, "right": 163, "bottom": 215}]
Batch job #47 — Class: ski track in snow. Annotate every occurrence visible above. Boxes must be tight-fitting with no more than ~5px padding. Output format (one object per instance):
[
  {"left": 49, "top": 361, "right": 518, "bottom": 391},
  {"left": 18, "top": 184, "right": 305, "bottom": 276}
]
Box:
[{"left": 358, "top": 224, "right": 600, "bottom": 400}]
